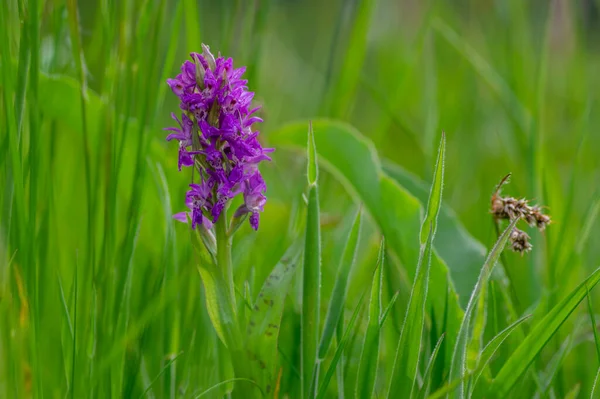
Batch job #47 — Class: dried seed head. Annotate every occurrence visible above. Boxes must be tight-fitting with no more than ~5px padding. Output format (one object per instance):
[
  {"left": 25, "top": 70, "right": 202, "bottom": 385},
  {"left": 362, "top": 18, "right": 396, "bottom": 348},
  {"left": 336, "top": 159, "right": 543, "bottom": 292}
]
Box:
[
  {"left": 510, "top": 228, "right": 532, "bottom": 255},
  {"left": 530, "top": 205, "right": 551, "bottom": 230},
  {"left": 489, "top": 175, "right": 551, "bottom": 232}
]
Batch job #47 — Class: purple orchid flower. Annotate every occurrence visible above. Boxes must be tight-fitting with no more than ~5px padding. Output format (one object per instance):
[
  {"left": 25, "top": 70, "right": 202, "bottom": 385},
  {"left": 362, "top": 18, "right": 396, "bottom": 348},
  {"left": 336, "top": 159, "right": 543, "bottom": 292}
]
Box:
[{"left": 166, "top": 44, "right": 272, "bottom": 230}]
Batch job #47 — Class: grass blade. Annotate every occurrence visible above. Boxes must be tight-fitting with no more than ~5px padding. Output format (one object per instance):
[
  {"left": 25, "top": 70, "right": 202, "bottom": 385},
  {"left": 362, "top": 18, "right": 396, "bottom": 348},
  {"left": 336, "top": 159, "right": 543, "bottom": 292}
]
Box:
[
  {"left": 587, "top": 284, "right": 600, "bottom": 364},
  {"left": 448, "top": 217, "right": 519, "bottom": 399},
  {"left": 193, "top": 378, "right": 264, "bottom": 399},
  {"left": 592, "top": 366, "right": 600, "bottom": 399},
  {"left": 490, "top": 266, "right": 600, "bottom": 397},
  {"left": 303, "top": 122, "right": 321, "bottom": 398},
  {"left": 316, "top": 293, "right": 367, "bottom": 399},
  {"left": 329, "top": 0, "right": 377, "bottom": 117},
  {"left": 318, "top": 207, "right": 363, "bottom": 359},
  {"left": 138, "top": 352, "right": 183, "bottom": 399},
  {"left": 431, "top": 18, "right": 530, "bottom": 132},
  {"left": 388, "top": 225, "right": 435, "bottom": 399},
  {"left": 415, "top": 333, "right": 445, "bottom": 399},
  {"left": 270, "top": 120, "right": 464, "bottom": 350},
  {"left": 469, "top": 315, "right": 531, "bottom": 396},
  {"left": 389, "top": 133, "right": 446, "bottom": 398},
  {"left": 355, "top": 240, "right": 385, "bottom": 398},
  {"left": 420, "top": 132, "right": 445, "bottom": 244},
  {"left": 379, "top": 291, "right": 399, "bottom": 329}
]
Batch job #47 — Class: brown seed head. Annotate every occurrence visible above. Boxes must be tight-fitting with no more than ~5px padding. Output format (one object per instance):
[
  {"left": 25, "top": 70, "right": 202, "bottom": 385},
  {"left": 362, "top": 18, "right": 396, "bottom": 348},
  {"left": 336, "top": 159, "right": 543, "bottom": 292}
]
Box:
[
  {"left": 510, "top": 228, "right": 532, "bottom": 255},
  {"left": 489, "top": 175, "right": 551, "bottom": 232}
]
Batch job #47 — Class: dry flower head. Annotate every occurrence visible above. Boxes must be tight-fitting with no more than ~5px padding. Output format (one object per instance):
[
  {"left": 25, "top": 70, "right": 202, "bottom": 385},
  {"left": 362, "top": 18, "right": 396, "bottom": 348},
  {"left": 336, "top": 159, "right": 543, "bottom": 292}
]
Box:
[{"left": 490, "top": 173, "right": 551, "bottom": 255}]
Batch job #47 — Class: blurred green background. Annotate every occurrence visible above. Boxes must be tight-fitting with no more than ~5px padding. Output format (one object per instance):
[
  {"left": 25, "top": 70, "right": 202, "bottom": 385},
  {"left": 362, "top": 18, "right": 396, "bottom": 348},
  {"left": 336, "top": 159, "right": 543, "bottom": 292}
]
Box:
[{"left": 2, "top": 0, "right": 600, "bottom": 397}]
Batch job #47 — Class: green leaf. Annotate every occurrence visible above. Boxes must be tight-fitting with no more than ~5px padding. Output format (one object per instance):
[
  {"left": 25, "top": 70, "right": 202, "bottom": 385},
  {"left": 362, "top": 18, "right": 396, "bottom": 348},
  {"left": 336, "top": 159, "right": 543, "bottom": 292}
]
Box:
[
  {"left": 388, "top": 225, "right": 435, "bottom": 399},
  {"left": 191, "top": 229, "right": 240, "bottom": 350},
  {"left": 382, "top": 161, "right": 487, "bottom": 307},
  {"left": 270, "top": 119, "right": 463, "bottom": 360},
  {"left": 536, "top": 334, "right": 574, "bottom": 396},
  {"left": 318, "top": 207, "right": 363, "bottom": 360},
  {"left": 302, "top": 127, "right": 322, "bottom": 398},
  {"left": 328, "top": 0, "right": 377, "bottom": 117},
  {"left": 431, "top": 18, "right": 530, "bottom": 132},
  {"left": 388, "top": 134, "right": 446, "bottom": 398},
  {"left": 193, "top": 378, "right": 264, "bottom": 399},
  {"left": 307, "top": 121, "right": 318, "bottom": 185},
  {"left": 247, "top": 242, "right": 302, "bottom": 393},
  {"left": 316, "top": 293, "right": 367, "bottom": 399},
  {"left": 490, "top": 266, "right": 600, "bottom": 397},
  {"left": 592, "top": 366, "right": 600, "bottom": 399},
  {"left": 355, "top": 240, "right": 385, "bottom": 399},
  {"left": 469, "top": 315, "right": 531, "bottom": 396},
  {"left": 415, "top": 333, "right": 445, "bottom": 399},
  {"left": 449, "top": 218, "right": 519, "bottom": 399},
  {"left": 420, "top": 132, "right": 445, "bottom": 244},
  {"left": 138, "top": 351, "right": 183, "bottom": 399},
  {"left": 587, "top": 284, "right": 600, "bottom": 364},
  {"left": 564, "top": 383, "right": 580, "bottom": 399},
  {"left": 379, "top": 291, "right": 399, "bottom": 329}
]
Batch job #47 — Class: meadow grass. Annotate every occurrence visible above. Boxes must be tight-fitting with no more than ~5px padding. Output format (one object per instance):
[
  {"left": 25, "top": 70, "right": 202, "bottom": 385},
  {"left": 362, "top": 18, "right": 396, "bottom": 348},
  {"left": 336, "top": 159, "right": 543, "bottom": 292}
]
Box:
[{"left": 1, "top": 0, "right": 600, "bottom": 398}]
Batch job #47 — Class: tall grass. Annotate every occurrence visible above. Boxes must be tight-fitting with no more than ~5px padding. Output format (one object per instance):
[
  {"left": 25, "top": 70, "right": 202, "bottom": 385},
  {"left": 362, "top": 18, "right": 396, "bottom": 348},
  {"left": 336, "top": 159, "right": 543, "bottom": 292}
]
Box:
[{"left": 1, "top": 0, "right": 599, "bottom": 398}]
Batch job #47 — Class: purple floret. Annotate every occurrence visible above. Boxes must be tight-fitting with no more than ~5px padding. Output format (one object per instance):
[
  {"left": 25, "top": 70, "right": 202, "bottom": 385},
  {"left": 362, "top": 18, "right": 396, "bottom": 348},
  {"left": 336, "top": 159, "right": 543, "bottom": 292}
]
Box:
[{"left": 166, "top": 44, "right": 272, "bottom": 230}]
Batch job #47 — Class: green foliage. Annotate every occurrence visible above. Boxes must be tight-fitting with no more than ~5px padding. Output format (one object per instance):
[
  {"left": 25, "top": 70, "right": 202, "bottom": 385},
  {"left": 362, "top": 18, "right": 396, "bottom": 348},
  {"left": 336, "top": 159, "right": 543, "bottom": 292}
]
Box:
[
  {"left": 490, "top": 266, "right": 600, "bottom": 397},
  {"left": 355, "top": 240, "right": 385, "bottom": 398},
  {"left": 388, "top": 133, "right": 446, "bottom": 398},
  {"left": 2, "top": 1, "right": 600, "bottom": 398},
  {"left": 302, "top": 123, "right": 322, "bottom": 398}
]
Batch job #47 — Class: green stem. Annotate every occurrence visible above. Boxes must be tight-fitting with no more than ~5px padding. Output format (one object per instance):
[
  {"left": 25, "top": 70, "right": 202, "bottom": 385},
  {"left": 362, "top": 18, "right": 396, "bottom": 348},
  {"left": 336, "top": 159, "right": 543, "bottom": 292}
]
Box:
[
  {"left": 215, "top": 209, "right": 257, "bottom": 397},
  {"left": 216, "top": 207, "right": 236, "bottom": 311},
  {"left": 494, "top": 220, "right": 522, "bottom": 314}
]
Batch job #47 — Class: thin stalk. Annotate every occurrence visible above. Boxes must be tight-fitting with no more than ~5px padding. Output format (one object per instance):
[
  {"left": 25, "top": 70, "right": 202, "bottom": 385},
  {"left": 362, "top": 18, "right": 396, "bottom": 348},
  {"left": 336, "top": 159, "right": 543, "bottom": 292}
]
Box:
[
  {"left": 216, "top": 208, "right": 235, "bottom": 309},
  {"left": 215, "top": 209, "right": 254, "bottom": 397},
  {"left": 494, "top": 220, "right": 522, "bottom": 313}
]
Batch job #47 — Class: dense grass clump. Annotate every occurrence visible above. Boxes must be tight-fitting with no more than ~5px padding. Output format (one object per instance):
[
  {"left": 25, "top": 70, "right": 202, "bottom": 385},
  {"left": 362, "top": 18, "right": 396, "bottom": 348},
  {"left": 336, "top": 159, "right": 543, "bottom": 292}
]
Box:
[{"left": 1, "top": 1, "right": 600, "bottom": 398}]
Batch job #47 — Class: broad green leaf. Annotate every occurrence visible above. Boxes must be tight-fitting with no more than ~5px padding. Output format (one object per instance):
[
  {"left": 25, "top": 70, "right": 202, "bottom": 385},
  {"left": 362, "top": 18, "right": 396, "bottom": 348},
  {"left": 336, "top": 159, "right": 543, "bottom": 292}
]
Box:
[
  {"left": 316, "top": 293, "right": 366, "bottom": 399},
  {"left": 303, "top": 125, "right": 322, "bottom": 398},
  {"left": 490, "top": 266, "right": 600, "bottom": 397},
  {"left": 246, "top": 242, "right": 302, "bottom": 394},
  {"left": 469, "top": 315, "right": 531, "bottom": 397},
  {"left": 388, "top": 225, "right": 435, "bottom": 399},
  {"left": 318, "top": 208, "right": 363, "bottom": 360},
  {"left": 415, "top": 333, "right": 445, "bottom": 399},
  {"left": 270, "top": 120, "right": 463, "bottom": 360},
  {"left": 355, "top": 240, "right": 385, "bottom": 399},
  {"left": 449, "top": 218, "right": 519, "bottom": 399}
]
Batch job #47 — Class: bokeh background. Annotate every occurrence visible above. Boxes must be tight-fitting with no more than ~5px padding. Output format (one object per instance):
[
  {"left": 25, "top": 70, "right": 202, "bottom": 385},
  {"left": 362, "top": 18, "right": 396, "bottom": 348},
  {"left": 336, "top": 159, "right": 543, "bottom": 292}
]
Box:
[{"left": 2, "top": 0, "right": 600, "bottom": 397}]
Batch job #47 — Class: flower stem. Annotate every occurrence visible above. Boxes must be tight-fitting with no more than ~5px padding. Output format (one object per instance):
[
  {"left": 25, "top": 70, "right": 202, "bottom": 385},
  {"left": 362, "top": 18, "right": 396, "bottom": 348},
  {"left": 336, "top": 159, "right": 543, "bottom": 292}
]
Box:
[{"left": 216, "top": 207, "right": 236, "bottom": 310}]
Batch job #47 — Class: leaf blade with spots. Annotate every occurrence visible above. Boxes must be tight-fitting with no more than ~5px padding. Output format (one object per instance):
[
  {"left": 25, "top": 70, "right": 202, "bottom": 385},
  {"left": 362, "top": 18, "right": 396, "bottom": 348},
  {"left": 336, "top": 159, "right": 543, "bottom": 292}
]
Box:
[{"left": 247, "top": 242, "right": 302, "bottom": 394}]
